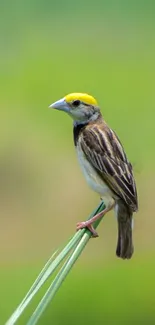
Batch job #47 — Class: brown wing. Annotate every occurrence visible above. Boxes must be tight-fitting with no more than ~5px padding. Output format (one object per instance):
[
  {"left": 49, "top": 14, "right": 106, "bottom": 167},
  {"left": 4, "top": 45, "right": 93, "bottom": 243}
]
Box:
[{"left": 80, "top": 122, "right": 138, "bottom": 212}]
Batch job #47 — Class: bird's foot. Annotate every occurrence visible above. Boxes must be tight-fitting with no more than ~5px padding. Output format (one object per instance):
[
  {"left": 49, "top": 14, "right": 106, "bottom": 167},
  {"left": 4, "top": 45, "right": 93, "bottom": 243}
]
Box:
[{"left": 76, "top": 222, "right": 98, "bottom": 238}]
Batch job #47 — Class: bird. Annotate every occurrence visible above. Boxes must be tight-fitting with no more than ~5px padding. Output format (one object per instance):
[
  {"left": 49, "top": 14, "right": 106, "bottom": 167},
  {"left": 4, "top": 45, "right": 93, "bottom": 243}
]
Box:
[{"left": 49, "top": 93, "right": 138, "bottom": 259}]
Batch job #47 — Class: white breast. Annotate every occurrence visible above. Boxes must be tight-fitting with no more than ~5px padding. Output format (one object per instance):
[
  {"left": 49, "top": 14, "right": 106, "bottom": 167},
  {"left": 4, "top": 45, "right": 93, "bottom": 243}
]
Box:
[{"left": 76, "top": 143, "right": 113, "bottom": 206}]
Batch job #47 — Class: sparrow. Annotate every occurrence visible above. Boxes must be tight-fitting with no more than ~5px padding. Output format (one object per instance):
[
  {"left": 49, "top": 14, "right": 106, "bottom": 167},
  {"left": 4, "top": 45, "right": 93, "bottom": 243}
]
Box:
[{"left": 49, "top": 93, "right": 138, "bottom": 259}]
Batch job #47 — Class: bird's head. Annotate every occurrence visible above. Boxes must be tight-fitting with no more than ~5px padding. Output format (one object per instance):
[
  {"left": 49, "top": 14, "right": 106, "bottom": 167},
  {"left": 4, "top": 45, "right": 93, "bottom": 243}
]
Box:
[{"left": 49, "top": 93, "right": 100, "bottom": 123}]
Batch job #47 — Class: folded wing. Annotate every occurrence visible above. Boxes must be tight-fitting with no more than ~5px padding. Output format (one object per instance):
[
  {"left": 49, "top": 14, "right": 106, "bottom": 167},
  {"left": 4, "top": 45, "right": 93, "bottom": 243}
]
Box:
[{"left": 80, "top": 123, "right": 138, "bottom": 212}]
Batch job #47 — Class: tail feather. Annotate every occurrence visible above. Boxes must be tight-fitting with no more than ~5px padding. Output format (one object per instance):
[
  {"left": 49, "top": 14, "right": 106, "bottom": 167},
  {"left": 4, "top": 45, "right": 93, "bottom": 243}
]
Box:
[{"left": 115, "top": 200, "right": 134, "bottom": 259}]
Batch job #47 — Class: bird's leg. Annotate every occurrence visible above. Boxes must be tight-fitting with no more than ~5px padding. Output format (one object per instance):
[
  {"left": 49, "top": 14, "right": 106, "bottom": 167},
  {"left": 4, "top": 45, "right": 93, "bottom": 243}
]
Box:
[{"left": 76, "top": 203, "right": 114, "bottom": 237}]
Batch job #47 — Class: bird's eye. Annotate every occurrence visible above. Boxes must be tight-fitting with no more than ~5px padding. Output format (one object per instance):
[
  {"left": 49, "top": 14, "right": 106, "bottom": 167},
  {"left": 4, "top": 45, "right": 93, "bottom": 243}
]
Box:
[{"left": 72, "top": 100, "right": 80, "bottom": 107}]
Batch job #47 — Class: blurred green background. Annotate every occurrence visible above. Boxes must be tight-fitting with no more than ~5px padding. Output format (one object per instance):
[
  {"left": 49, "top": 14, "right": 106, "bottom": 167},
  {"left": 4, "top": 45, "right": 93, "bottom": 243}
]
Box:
[{"left": 0, "top": 1, "right": 155, "bottom": 324}]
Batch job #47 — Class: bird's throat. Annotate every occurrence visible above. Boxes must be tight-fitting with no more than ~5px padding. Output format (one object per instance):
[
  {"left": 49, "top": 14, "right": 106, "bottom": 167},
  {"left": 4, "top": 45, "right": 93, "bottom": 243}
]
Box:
[{"left": 73, "top": 121, "right": 88, "bottom": 146}]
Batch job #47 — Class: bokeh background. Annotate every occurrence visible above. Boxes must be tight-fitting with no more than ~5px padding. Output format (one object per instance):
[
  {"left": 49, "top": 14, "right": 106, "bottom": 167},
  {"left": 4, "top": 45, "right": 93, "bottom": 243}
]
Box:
[{"left": 0, "top": 1, "right": 155, "bottom": 324}]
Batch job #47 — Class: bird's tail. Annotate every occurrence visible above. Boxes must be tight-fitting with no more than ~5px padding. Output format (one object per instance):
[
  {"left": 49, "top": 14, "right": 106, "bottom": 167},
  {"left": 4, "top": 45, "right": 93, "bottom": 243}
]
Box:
[{"left": 115, "top": 200, "right": 134, "bottom": 259}]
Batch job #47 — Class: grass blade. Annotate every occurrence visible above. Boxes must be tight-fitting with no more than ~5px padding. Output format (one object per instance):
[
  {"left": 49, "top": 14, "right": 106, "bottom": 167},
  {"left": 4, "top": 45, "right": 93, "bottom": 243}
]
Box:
[
  {"left": 5, "top": 234, "right": 80, "bottom": 325},
  {"left": 5, "top": 201, "right": 105, "bottom": 325},
  {"left": 26, "top": 202, "right": 105, "bottom": 325}
]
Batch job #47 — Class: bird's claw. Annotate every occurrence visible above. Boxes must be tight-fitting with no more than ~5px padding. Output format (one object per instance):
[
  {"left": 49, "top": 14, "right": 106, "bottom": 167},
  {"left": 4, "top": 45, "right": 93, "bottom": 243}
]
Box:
[{"left": 76, "top": 222, "right": 98, "bottom": 238}]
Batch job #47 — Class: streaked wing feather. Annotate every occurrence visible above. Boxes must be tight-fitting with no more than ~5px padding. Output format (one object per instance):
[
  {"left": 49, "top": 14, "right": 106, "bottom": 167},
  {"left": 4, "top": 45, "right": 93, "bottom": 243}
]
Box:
[{"left": 80, "top": 124, "right": 138, "bottom": 211}]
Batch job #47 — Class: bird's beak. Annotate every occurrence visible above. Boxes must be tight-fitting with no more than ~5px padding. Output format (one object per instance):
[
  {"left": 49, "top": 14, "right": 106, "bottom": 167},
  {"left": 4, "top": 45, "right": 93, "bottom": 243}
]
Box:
[{"left": 49, "top": 98, "right": 70, "bottom": 113}]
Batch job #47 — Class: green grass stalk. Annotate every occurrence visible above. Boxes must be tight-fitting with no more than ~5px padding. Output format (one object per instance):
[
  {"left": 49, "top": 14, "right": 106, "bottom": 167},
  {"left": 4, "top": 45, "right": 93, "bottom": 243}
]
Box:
[{"left": 5, "top": 201, "right": 105, "bottom": 325}]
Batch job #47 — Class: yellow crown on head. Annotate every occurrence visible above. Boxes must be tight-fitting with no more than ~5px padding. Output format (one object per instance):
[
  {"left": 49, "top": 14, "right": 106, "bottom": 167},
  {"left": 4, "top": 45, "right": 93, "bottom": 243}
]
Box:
[{"left": 65, "top": 93, "right": 98, "bottom": 106}]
